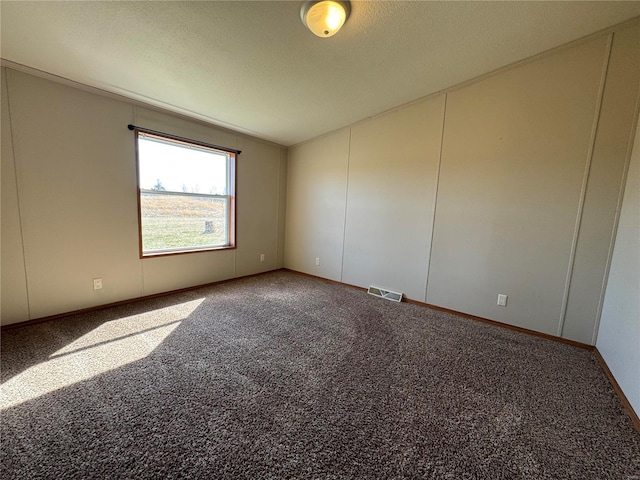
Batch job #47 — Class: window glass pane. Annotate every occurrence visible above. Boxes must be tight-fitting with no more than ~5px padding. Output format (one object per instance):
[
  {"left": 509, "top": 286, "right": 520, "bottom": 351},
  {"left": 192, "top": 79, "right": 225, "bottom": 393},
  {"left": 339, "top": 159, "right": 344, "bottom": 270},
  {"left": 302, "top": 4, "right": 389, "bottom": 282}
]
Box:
[
  {"left": 140, "top": 193, "right": 228, "bottom": 252},
  {"left": 136, "top": 131, "right": 235, "bottom": 256},
  {"left": 138, "top": 136, "right": 228, "bottom": 195}
]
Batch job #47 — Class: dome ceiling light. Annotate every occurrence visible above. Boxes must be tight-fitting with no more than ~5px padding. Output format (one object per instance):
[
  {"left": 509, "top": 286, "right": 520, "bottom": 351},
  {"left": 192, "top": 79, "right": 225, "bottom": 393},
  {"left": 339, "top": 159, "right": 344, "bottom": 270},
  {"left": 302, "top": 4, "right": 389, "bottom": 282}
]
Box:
[{"left": 300, "top": 1, "right": 351, "bottom": 38}]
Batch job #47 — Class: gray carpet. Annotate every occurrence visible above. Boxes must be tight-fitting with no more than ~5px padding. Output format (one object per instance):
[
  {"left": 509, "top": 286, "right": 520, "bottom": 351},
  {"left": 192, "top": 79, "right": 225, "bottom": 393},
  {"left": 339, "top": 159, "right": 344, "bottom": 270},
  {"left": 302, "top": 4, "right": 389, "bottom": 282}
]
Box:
[{"left": 1, "top": 270, "right": 638, "bottom": 479}]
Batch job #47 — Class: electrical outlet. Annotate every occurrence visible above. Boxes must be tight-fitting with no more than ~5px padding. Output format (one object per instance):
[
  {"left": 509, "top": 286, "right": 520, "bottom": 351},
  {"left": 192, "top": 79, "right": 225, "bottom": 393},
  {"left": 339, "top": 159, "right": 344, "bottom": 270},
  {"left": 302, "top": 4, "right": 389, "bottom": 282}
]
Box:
[
  {"left": 93, "top": 278, "right": 103, "bottom": 290},
  {"left": 315, "top": 257, "right": 320, "bottom": 266},
  {"left": 497, "top": 294, "right": 508, "bottom": 307},
  {"left": 260, "top": 253, "right": 265, "bottom": 262}
]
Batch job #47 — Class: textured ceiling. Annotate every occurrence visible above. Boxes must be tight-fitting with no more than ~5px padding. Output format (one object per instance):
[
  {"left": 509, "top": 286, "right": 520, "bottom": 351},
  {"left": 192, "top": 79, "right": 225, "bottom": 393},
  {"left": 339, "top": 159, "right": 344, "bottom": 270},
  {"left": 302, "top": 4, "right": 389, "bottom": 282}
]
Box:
[{"left": 1, "top": 1, "right": 639, "bottom": 146}]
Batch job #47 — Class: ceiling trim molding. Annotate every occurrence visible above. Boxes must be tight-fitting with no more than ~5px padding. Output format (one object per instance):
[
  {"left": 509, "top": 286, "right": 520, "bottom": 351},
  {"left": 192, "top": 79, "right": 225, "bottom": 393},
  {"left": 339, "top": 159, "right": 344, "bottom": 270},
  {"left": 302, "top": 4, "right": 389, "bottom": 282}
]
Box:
[
  {"left": 0, "top": 59, "right": 288, "bottom": 150},
  {"left": 3, "top": 15, "right": 638, "bottom": 151},
  {"left": 289, "top": 15, "right": 640, "bottom": 150}
]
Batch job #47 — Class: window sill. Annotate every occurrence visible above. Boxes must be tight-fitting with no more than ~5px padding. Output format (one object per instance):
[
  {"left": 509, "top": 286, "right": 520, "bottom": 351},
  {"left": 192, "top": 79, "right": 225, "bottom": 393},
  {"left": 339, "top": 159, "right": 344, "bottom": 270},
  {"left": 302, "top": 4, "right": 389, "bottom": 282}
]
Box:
[{"left": 140, "top": 244, "right": 236, "bottom": 259}]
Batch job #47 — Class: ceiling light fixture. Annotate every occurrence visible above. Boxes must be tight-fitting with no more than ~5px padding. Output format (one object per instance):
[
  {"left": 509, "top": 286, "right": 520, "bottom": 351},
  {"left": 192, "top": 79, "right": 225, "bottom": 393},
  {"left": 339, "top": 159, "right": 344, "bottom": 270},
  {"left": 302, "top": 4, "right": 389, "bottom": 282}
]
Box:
[{"left": 300, "top": 0, "right": 351, "bottom": 38}]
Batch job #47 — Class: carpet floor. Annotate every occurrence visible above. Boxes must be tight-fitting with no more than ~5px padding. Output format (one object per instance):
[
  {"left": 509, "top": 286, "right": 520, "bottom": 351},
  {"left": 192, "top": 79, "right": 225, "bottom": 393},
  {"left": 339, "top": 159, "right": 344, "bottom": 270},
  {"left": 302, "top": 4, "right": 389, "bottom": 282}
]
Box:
[{"left": 1, "top": 270, "right": 638, "bottom": 479}]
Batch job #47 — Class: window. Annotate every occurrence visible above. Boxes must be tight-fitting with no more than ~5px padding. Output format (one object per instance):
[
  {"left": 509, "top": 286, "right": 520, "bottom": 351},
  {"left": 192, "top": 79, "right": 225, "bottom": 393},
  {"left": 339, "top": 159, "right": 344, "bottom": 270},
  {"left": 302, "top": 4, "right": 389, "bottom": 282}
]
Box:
[{"left": 133, "top": 128, "right": 237, "bottom": 257}]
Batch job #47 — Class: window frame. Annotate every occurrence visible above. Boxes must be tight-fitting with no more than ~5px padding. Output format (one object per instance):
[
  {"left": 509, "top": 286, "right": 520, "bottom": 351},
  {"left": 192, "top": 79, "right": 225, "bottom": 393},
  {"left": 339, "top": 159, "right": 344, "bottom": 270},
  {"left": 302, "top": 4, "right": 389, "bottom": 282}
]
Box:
[{"left": 132, "top": 126, "right": 238, "bottom": 258}]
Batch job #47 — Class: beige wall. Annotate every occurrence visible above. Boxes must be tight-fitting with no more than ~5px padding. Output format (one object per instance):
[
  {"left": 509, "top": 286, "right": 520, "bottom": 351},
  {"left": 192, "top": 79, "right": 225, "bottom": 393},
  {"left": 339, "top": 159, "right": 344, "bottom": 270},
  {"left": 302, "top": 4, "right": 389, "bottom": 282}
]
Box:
[
  {"left": 428, "top": 36, "right": 607, "bottom": 336},
  {"left": 284, "top": 129, "right": 349, "bottom": 282},
  {"left": 1, "top": 68, "right": 287, "bottom": 325},
  {"left": 596, "top": 117, "right": 640, "bottom": 417},
  {"left": 285, "top": 22, "right": 640, "bottom": 345},
  {"left": 342, "top": 96, "right": 445, "bottom": 300},
  {"left": 562, "top": 24, "right": 640, "bottom": 343},
  {"left": 1, "top": 69, "right": 30, "bottom": 321}
]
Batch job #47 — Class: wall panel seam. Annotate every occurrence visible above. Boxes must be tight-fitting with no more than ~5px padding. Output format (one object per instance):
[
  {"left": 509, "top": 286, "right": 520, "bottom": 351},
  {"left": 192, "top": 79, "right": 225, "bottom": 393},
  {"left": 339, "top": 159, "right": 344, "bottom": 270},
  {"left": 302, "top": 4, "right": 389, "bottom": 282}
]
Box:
[
  {"left": 592, "top": 81, "right": 640, "bottom": 345},
  {"left": 339, "top": 129, "right": 352, "bottom": 282},
  {"left": 277, "top": 148, "right": 288, "bottom": 269},
  {"left": 557, "top": 34, "right": 613, "bottom": 337},
  {"left": 424, "top": 93, "right": 447, "bottom": 303},
  {"left": 4, "top": 68, "right": 32, "bottom": 320},
  {"left": 275, "top": 149, "right": 282, "bottom": 269}
]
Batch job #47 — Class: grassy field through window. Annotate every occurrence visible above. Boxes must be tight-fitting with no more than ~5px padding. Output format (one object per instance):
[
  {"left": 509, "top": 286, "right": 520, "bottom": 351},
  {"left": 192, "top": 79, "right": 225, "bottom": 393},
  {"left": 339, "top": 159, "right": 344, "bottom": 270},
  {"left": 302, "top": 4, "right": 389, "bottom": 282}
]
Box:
[{"left": 141, "top": 193, "right": 227, "bottom": 252}]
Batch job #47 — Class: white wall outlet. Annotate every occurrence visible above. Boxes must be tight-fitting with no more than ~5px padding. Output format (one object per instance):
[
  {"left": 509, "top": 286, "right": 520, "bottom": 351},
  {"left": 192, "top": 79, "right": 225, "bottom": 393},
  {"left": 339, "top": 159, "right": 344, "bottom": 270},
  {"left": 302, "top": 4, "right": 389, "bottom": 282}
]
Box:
[
  {"left": 260, "top": 253, "right": 265, "bottom": 262},
  {"left": 93, "top": 278, "right": 103, "bottom": 290},
  {"left": 315, "top": 257, "right": 320, "bottom": 266},
  {"left": 497, "top": 294, "right": 508, "bottom": 307}
]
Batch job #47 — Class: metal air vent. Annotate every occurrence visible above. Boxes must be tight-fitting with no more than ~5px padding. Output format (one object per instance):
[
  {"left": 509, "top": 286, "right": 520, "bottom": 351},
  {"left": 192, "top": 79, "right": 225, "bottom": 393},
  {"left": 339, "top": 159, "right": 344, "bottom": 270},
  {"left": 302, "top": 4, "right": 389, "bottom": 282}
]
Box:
[{"left": 367, "top": 286, "right": 403, "bottom": 303}]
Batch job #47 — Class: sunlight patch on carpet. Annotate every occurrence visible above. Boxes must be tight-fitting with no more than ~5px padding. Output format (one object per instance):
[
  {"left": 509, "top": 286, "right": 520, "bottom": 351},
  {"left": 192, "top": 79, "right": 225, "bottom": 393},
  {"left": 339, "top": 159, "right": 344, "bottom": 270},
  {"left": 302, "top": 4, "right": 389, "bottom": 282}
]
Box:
[{"left": 0, "top": 298, "right": 204, "bottom": 409}]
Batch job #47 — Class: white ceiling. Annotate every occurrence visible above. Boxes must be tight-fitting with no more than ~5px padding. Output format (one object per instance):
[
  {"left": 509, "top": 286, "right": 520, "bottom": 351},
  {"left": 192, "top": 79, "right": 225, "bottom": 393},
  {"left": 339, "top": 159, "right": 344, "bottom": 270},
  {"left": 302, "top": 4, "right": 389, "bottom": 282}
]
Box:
[{"left": 2, "top": 1, "right": 639, "bottom": 146}]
